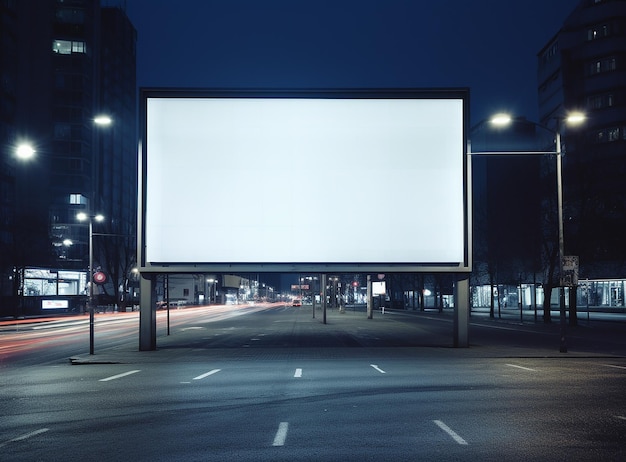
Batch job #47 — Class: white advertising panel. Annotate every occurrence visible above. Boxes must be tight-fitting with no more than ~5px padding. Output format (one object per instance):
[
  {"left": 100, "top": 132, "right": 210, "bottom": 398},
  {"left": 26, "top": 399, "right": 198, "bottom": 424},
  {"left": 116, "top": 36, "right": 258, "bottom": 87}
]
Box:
[
  {"left": 42, "top": 300, "right": 69, "bottom": 309},
  {"left": 141, "top": 90, "right": 469, "bottom": 271},
  {"left": 372, "top": 281, "right": 387, "bottom": 296}
]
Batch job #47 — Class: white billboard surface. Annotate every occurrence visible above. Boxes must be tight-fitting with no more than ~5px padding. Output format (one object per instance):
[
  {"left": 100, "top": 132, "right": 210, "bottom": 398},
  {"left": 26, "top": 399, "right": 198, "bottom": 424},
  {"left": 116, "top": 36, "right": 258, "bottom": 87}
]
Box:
[{"left": 144, "top": 95, "right": 466, "bottom": 266}]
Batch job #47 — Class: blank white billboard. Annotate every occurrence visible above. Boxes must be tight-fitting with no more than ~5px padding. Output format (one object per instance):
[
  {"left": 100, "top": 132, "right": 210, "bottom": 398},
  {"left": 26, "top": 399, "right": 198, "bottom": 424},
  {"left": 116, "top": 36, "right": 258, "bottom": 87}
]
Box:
[{"left": 141, "top": 90, "right": 468, "bottom": 270}]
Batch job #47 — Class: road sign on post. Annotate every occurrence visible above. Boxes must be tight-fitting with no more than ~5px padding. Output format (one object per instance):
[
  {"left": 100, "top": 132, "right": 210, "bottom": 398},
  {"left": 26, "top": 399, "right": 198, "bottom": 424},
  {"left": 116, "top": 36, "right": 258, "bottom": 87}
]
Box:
[{"left": 561, "top": 256, "right": 579, "bottom": 287}]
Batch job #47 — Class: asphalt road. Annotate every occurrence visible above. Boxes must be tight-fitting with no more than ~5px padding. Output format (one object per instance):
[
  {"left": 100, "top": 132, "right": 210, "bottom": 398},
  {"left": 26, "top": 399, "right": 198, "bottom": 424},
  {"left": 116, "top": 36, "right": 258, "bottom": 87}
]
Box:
[{"left": 1, "top": 304, "right": 625, "bottom": 461}]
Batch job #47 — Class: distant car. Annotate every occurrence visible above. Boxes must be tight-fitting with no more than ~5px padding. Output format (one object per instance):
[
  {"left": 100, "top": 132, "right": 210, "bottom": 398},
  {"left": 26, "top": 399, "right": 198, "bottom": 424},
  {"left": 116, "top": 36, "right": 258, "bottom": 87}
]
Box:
[{"left": 292, "top": 299, "right": 302, "bottom": 307}]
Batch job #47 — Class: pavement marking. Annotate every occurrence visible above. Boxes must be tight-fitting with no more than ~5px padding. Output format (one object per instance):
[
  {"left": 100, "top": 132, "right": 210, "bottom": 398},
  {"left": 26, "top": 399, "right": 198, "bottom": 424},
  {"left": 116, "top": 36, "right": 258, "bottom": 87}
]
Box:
[
  {"left": 505, "top": 363, "right": 537, "bottom": 372},
  {"left": 604, "top": 364, "right": 626, "bottom": 370},
  {"left": 99, "top": 370, "right": 141, "bottom": 382},
  {"left": 615, "top": 416, "right": 626, "bottom": 421},
  {"left": 0, "top": 428, "right": 50, "bottom": 449},
  {"left": 294, "top": 368, "right": 302, "bottom": 378},
  {"left": 193, "top": 369, "right": 221, "bottom": 380},
  {"left": 370, "top": 364, "right": 386, "bottom": 374},
  {"left": 433, "top": 420, "right": 468, "bottom": 445},
  {"left": 272, "top": 422, "right": 289, "bottom": 446}
]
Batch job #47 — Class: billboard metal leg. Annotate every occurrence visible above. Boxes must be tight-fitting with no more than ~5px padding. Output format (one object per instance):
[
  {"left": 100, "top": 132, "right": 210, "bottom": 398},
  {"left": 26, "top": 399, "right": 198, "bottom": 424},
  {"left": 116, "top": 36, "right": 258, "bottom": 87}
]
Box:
[
  {"left": 139, "top": 273, "right": 157, "bottom": 351},
  {"left": 454, "top": 275, "right": 470, "bottom": 348},
  {"left": 366, "top": 275, "right": 373, "bottom": 319}
]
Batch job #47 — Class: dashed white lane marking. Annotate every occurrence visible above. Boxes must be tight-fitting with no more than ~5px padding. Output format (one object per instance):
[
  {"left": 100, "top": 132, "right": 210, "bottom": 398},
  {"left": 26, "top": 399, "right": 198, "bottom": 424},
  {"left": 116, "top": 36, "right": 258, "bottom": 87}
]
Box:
[
  {"left": 433, "top": 420, "right": 468, "bottom": 445},
  {"left": 616, "top": 416, "right": 626, "bottom": 421},
  {"left": 505, "top": 363, "right": 537, "bottom": 372},
  {"left": 370, "top": 364, "right": 386, "bottom": 374},
  {"left": 193, "top": 369, "right": 221, "bottom": 380},
  {"left": 604, "top": 364, "right": 626, "bottom": 370},
  {"left": 294, "top": 368, "right": 302, "bottom": 378},
  {"left": 272, "top": 422, "right": 289, "bottom": 446},
  {"left": 0, "top": 428, "right": 50, "bottom": 449},
  {"left": 99, "top": 370, "right": 141, "bottom": 382}
]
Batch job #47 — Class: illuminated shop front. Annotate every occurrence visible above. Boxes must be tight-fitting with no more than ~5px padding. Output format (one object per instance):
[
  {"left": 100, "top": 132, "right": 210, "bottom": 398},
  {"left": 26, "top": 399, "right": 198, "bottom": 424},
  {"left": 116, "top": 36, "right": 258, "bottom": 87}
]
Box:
[{"left": 472, "top": 279, "right": 626, "bottom": 311}]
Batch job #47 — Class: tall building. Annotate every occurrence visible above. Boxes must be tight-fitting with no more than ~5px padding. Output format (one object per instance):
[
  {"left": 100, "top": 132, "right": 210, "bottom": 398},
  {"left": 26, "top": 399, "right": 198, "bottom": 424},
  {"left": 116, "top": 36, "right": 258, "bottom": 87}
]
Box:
[
  {"left": 538, "top": 0, "right": 626, "bottom": 278},
  {"left": 0, "top": 0, "right": 137, "bottom": 315},
  {"left": 0, "top": 0, "right": 19, "bottom": 298}
]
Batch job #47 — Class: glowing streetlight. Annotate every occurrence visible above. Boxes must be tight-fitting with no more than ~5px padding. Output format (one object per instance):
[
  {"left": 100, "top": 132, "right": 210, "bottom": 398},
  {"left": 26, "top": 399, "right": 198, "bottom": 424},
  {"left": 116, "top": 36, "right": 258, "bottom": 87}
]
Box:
[
  {"left": 490, "top": 113, "right": 512, "bottom": 126},
  {"left": 94, "top": 115, "right": 113, "bottom": 126},
  {"left": 15, "top": 143, "right": 36, "bottom": 160},
  {"left": 77, "top": 212, "right": 105, "bottom": 355}
]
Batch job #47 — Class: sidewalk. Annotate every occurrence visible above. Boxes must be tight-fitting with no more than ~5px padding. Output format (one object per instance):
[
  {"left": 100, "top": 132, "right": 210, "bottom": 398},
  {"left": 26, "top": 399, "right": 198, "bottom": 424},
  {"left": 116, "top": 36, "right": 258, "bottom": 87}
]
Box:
[
  {"left": 469, "top": 305, "right": 626, "bottom": 323},
  {"left": 66, "top": 306, "right": 626, "bottom": 365}
]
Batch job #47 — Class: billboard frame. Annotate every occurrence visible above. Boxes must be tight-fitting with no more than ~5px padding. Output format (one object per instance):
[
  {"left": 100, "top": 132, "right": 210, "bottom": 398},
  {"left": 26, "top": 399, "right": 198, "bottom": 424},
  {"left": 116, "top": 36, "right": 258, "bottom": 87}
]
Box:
[{"left": 138, "top": 87, "right": 472, "bottom": 275}]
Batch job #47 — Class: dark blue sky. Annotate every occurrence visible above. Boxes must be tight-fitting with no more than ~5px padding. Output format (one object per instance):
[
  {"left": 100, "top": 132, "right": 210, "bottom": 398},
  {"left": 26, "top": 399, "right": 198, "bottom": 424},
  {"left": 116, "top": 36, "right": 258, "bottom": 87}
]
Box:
[{"left": 123, "top": 0, "right": 579, "bottom": 124}]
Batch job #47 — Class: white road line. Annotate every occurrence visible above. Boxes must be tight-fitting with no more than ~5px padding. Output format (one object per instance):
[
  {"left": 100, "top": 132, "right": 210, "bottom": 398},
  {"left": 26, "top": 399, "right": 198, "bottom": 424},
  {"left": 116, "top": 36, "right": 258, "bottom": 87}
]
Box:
[
  {"left": 272, "top": 422, "right": 289, "bottom": 446},
  {"left": 99, "top": 370, "right": 141, "bottom": 382},
  {"left": 193, "top": 369, "right": 221, "bottom": 380},
  {"left": 433, "top": 420, "right": 468, "bottom": 445},
  {"left": 294, "top": 368, "right": 302, "bottom": 378},
  {"left": 604, "top": 364, "right": 626, "bottom": 370},
  {"left": 505, "top": 363, "right": 537, "bottom": 372},
  {"left": 615, "top": 416, "right": 626, "bottom": 421},
  {"left": 0, "top": 428, "right": 50, "bottom": 449},
  {"left": 370, "top": 364, "right": 386, "bottom": 374}
]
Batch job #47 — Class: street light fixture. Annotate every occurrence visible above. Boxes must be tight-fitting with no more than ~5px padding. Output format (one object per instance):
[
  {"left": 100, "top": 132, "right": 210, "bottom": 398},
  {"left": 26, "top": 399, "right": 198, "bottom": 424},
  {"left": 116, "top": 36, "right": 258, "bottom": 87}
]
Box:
[
  {"left": 490, "top": 113, "right": 512, "bottom": 126},
  {"left": 77, "top": 212, "right": 104, "bottom": 355},
  {"left": 15, "top": 143, "right": 36, "bottom": 160},
  {"left": 473, "top": 111, "right": 586, "bottom": 352},
  {"left": 94, "top": 115, "right": 113, "bottom": 126}
]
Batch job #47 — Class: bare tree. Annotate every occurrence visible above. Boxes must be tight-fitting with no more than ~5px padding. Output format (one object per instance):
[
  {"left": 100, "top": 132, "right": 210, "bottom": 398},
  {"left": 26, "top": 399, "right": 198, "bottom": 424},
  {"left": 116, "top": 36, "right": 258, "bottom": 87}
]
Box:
[{"left": 97, "top": 220, "right": 136, "bottom": 312}]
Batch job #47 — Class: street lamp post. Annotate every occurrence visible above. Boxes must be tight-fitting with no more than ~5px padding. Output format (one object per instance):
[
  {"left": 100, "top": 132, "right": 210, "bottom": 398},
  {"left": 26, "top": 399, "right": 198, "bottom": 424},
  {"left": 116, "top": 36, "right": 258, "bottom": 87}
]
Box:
[
  {"left": 77, "top": 212, "right": 104, "bottom": 355},
  {"left": 472, "top": 111, "right": 585, "bottom": 353},
  {"left": 555, "top": 127, "right": 568, "bottom": 353}
]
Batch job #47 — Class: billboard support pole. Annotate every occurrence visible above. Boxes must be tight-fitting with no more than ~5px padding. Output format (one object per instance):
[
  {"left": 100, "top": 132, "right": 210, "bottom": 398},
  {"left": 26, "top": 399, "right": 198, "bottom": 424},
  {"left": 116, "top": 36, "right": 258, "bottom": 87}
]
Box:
[
  {"left": 454, "top": 274, "right": 470, "bottom": 347},
  {"left": 366, "top": 275, "right": 373, "bottom": 319},
  {"left": 139, "top": 273, "right": 156, "bottom": 351},
  {"left": 321, "top": 274, "right": 327, "bottom": 324}
]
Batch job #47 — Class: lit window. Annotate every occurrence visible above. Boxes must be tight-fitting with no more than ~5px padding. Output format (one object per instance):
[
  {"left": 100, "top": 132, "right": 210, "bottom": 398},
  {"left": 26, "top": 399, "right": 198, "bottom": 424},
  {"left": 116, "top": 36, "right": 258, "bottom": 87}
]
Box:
[
  {"left": 53, "top": 40, "right": 72, "bottom": 54},
  {"left": 52, "top": 40, "right": 86, "bottom": 54},
  {"left": 69, "top": 194, "right": 86, "bottom": 205},
  {"left": 72, "top": 41, "right": 85, "bottom": 53}
]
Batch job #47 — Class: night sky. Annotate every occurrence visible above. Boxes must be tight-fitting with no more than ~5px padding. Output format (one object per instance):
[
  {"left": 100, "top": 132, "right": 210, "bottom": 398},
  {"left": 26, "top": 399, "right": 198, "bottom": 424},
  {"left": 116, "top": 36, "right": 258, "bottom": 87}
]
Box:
[{"left": 123, "top": 0, "right": 579, "bottom": 124}]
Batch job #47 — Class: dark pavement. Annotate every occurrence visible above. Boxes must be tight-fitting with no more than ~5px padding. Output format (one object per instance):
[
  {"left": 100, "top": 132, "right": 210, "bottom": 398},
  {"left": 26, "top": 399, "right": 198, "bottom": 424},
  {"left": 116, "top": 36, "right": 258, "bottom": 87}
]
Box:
[{"left": 66, "top": 305, "right": 626, "bottom": 364}]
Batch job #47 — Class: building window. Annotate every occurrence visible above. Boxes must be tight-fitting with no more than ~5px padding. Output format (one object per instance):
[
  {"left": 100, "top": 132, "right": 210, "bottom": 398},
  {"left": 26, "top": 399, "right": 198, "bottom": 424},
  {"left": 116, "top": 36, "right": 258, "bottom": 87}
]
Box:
[
  {"left": 69, "top": 193, "right": 86, "bottom": 205},
  {"left": 54, "top": 123, "right": 71, "bottom": 139},
  {"left": 55, "top": 7, "right": 85, "bottom": 25},
  {"left": 587, "top": 93, "right": 614, "bottom": 110},
  {"left": 541, "top": 42, "right": 559, "bottom": 67},
  {"left": 71, "top": 41, "right": 85, "bottom": 53},
  {"left": 587, "top": 24, "right": 611, "bottom": 40},
  {"left": 52, "top": 39, "right": 86, "bottom": 55},
  {"left": 587, "top": 57, "right": 617, "bottom": 75},
  {"left": 593, "top": 127, "right": 625, "bottom": 143}
]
